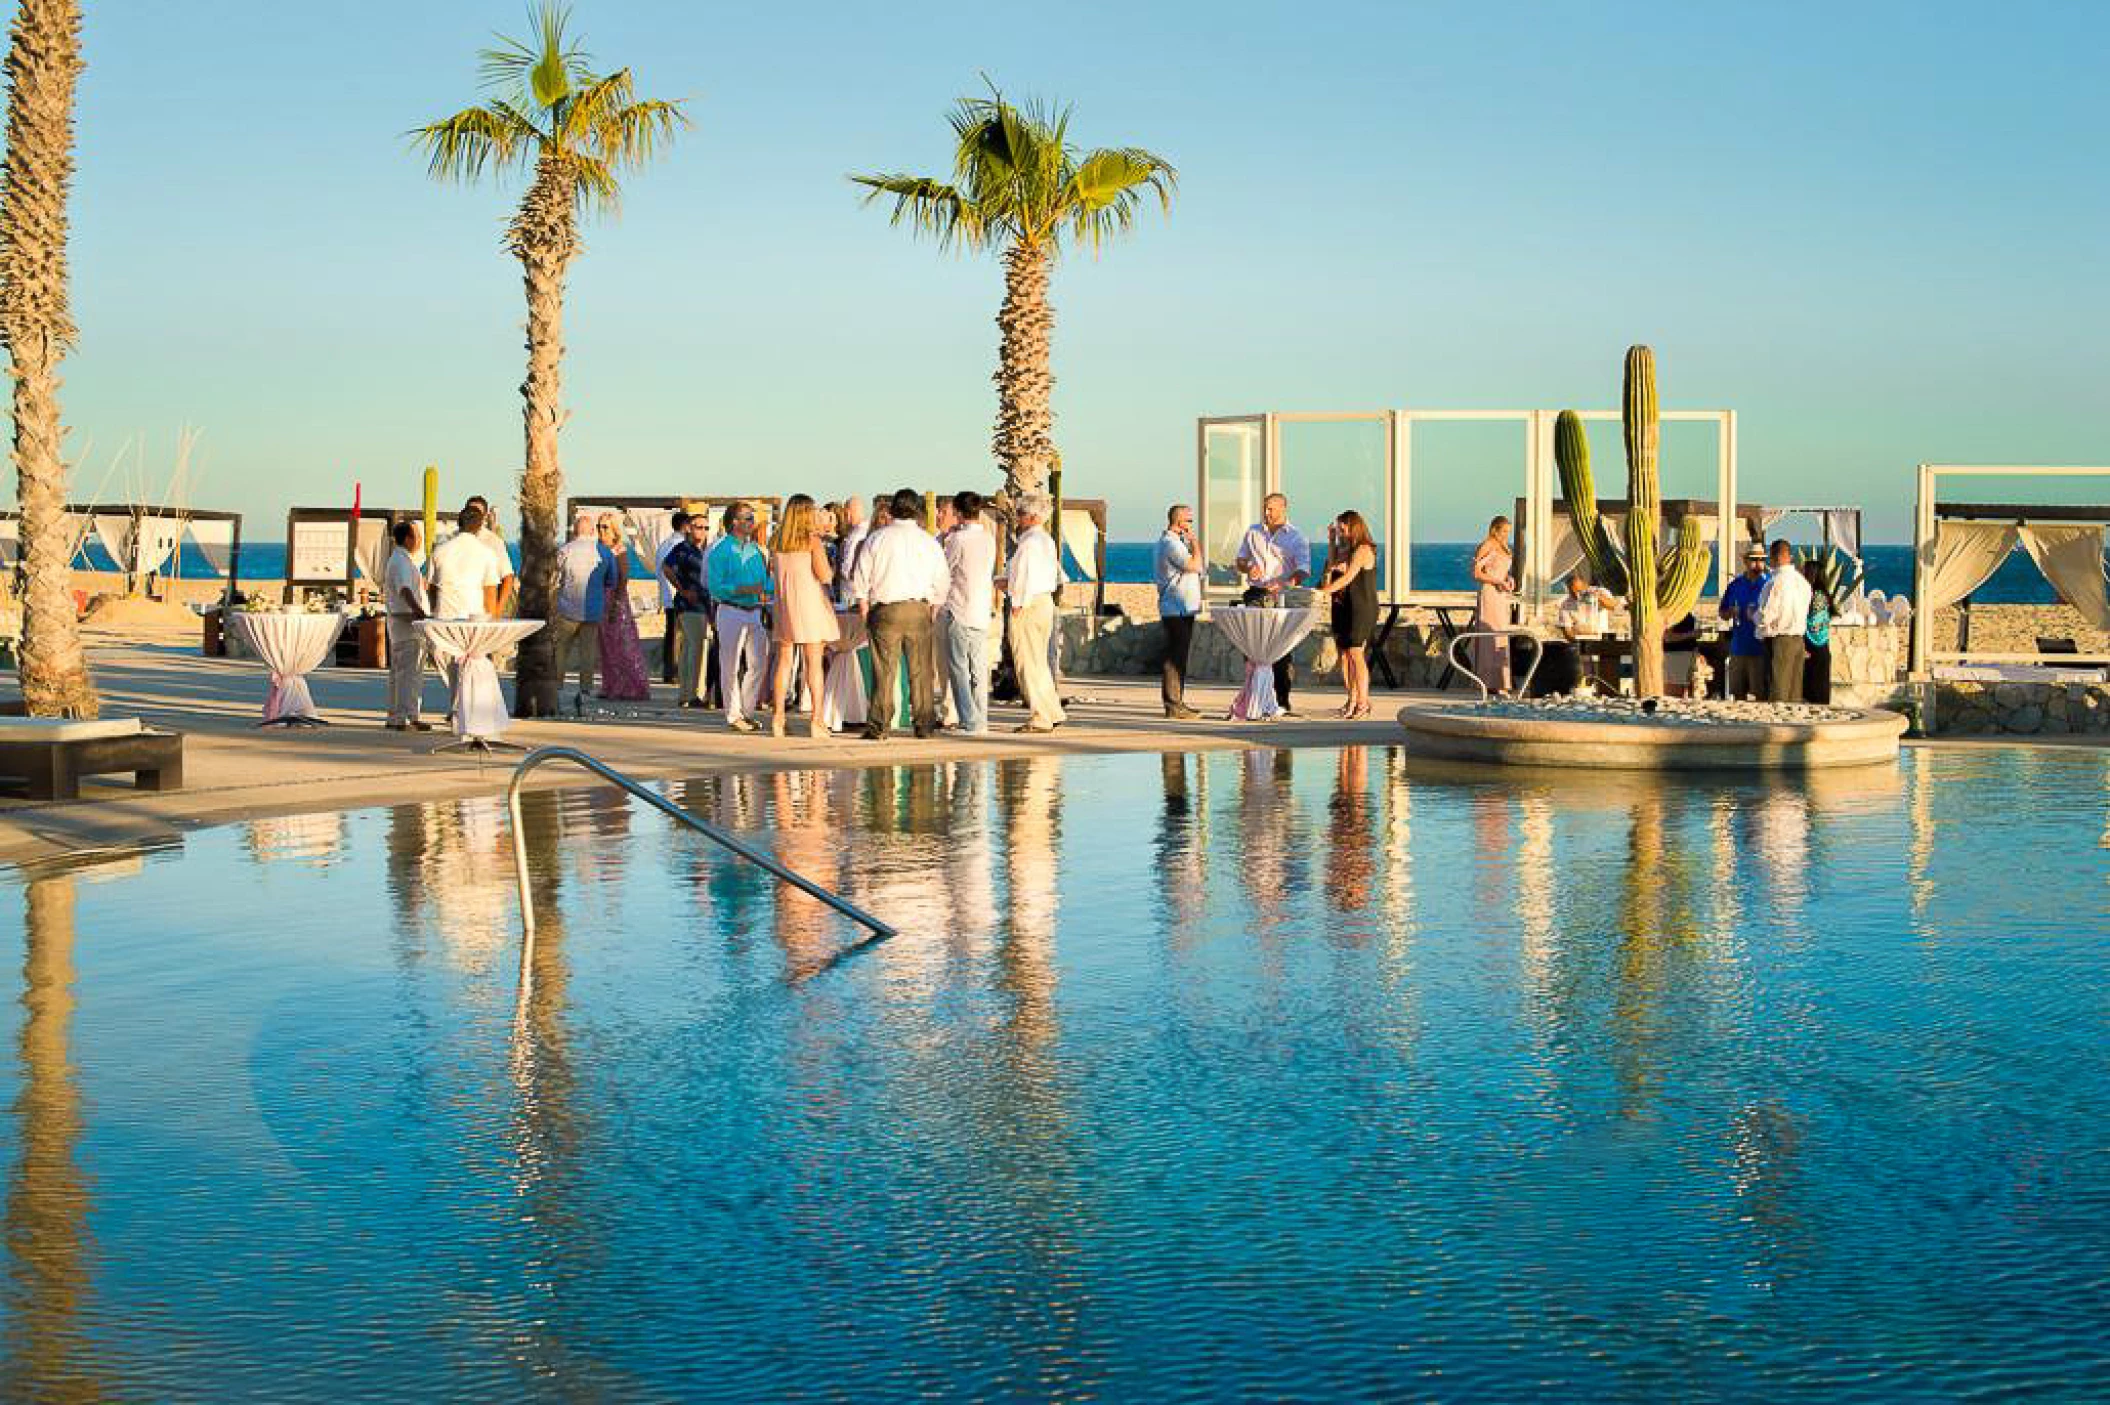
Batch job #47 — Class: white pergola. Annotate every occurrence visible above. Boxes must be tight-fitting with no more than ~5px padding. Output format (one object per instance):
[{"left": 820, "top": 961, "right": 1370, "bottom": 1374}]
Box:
[
  {"left": 1197, "top": 408, "right": 1738, "bottom": 620},
  {"left": 1910, "top": 463, "right": 2110, "bottom": 676}
]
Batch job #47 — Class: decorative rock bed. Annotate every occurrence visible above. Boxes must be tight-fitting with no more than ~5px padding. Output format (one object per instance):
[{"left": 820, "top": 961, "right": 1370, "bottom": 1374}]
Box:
[{"left": 1396, "top": 697, "right": 1907, "bottom": 771}]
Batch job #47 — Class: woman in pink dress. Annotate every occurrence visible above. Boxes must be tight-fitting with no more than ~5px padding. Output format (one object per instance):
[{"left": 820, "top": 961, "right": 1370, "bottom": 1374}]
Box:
[
  {"left": 768, "top": 495, "right": 840, "bottom": 738},
  {"left": 1470, "top": 515, "right": 1515, "bottom": 694},
  {"left": 594, "top": 513, "right": 652, "bottom": 701}
]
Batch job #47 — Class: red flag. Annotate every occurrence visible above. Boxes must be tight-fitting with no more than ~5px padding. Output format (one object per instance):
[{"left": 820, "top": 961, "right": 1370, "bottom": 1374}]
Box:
[{"left": 351, "top": 482, "right": 362, "bottom": 521}]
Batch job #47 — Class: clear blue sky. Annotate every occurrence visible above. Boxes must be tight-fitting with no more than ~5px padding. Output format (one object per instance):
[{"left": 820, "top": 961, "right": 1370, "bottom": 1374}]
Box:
[{"left": 30, "top": 0, "right": 2110, "bottom": 541}]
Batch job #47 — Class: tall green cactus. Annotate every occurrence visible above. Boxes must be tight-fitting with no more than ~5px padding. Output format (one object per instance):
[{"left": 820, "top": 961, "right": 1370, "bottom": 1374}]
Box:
[{"left": 1552, "top": 345, "right": 1711, "bottom": 697}]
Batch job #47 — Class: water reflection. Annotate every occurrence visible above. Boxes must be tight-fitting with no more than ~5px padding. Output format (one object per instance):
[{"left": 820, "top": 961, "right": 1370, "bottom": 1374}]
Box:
[{"left": 3, "top": 874, "right": 99, "bottom": 1402}]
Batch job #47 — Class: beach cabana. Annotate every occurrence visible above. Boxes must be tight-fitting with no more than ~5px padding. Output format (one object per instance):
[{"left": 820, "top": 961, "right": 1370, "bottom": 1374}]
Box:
[
  {"left": 1910, "top": 464, "right": 2110, "bottom": 673},
  {"left": 4, "top": 503, "right": 243, "bottom": 602}
]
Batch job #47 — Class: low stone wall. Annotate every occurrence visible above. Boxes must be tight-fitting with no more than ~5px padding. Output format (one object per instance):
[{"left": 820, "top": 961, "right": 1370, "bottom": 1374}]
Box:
[{"left": 1931, "top": 680, "right": 2110, "bottom": 735}]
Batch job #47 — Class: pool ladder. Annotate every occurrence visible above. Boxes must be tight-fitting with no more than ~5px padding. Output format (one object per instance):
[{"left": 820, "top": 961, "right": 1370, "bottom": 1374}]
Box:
[
  {"left": 1447, "top": 630, "right": 1545, "bottom": 702},
  {"left": 505, "top": 746, "right": 897, "bottom": 947}
]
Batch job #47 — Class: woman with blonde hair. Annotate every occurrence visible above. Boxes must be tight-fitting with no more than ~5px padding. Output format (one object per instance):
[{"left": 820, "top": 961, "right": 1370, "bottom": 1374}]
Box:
[
  {"left": 1470, "top": 515, "right": 1516, "bottom": 694},
  {"left": 768, "top": 494, "right": 840, "bottom": 738},
  {"left": 594, "top": 512, "right": 652, "bottom": 700}
]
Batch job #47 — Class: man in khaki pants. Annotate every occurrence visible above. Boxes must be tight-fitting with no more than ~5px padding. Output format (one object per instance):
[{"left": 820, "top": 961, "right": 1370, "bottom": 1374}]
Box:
[{"left": 1005, "top": 494, "right": 1066, "bottom": 733}]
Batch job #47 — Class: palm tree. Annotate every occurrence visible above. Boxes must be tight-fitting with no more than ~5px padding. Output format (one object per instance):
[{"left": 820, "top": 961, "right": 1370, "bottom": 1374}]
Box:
[
  {"left": 0, "top": 0, "right": 96, "bottom": 718},
  {"left": 412, "top": 4, "right": 686, "bottom": 717},
  {"left": 853, "top": 89, "right": 1174, "bottom": 502}
]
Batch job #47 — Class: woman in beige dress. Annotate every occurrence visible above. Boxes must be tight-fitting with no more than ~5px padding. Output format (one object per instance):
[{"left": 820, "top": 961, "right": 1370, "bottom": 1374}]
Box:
[
  {"left": 768, "top": 495, "right": 840, "bottom": 739},
  {"left": 1470, "top": 515, "right": 1516, "bottom": 694}
]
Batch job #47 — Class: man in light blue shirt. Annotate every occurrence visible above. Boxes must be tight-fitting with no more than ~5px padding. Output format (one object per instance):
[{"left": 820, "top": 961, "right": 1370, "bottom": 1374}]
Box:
[
  {"left": 550, "top": 510, "right": 617, "bottom": 701},
  {"left": 1154, "top": 503, "right": 1203, "bottom": 719},
  {"left": 705, "top": 501, "right": 771, "bottom": 731}
]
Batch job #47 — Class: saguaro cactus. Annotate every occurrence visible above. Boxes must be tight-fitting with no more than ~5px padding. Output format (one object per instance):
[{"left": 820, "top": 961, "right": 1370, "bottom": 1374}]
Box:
[{"left": 1553, "top": 345, "right": 1711, "bottom": 698}]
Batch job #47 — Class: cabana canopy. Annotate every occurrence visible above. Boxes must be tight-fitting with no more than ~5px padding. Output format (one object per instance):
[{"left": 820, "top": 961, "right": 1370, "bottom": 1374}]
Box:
[
  {"left": 4, "top": 503, "right": 243, "bottom": 601},
  {"left": 1911, "top": 465, "right": 2110, "bottom": 671}
]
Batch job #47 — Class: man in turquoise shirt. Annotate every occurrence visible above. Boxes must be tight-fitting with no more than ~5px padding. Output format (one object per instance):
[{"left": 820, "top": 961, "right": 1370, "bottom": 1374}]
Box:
[{"left": 706, "top": 502, "right": 771, "bottom": 732}]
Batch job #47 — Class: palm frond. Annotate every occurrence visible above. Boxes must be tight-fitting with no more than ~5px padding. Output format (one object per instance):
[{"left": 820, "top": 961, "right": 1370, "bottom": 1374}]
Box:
[
  {"left": 1065, "top": 145, "right": 1178, "bottom": 250},
  {"left": 554, "top": 70, "right": 691, "bottom": 166},
  {"left": 409, "top": 103, "right": 541, "bottom": 184},
  {"left": 849, "top": 173, "right": 981, "bottom": 249},
  {"left": 478, "top": 1, "right": 593, "bottom": 114}
]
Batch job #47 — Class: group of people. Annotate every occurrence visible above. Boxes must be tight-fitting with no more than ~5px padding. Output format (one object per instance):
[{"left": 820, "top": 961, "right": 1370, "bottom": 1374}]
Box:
[
  {"left": 1153, "top": 492, "right": 1383, "bottom": 721},
  {"left": 380, "top": 487, "right": 1080, "bottom": 740},
  {"left": 1466, "top": 515, "right": 1839, "bottom": 703}
]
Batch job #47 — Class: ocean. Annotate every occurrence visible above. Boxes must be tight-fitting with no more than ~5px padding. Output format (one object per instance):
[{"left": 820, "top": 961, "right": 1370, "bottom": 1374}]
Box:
[{"left": 98, "top": 540, "right": 2072, "bottom": 606}]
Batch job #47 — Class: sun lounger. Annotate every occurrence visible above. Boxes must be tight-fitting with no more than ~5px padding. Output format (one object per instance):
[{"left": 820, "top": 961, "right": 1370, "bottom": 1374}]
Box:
[{"left": 0, "top": 716, "right": 184, "bottom": 801}]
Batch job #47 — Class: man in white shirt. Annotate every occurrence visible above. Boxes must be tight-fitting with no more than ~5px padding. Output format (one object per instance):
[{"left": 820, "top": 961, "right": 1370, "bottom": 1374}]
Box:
[
  {"left": 1556, "top": 571, "right": 1620, "bottom": 641},
  {"left": 1755, "top": 538, "right": 1814, "bottom": 702},
  {"left": 549, "top": 509, "right": 616, "bottom": 703},
  {"left": 1005, "top": 492, "right": 1067, "bottom": 733},
  {"left": 833, "top": 494, "right": 870, "bottom": 609},
  {"left": 458, "top": 494, "right": 517, "bottom": 615},
  {"left": 383, "top": 519, "right": 433, "bottom": 731},
  {"left": 1235, "top": 492, "right": 1311, "bottom": 716},
  {"left": 1154, "top": 503, "right": 1203, "bottom": 719},
  {"left": 940, "top": 490, "right": 997, "bottom": 735},
  {"left": 429, "top": 502, "right": 503, "bottom": 620},
  {"left": 654, "top": 509, "right": 690, "bottom": 684},
  {"left": 849, "top": 487, "right": 948, "bottom": 740}
]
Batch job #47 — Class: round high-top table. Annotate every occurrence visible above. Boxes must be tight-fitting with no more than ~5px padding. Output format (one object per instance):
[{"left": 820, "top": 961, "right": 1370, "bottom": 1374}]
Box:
[
  {"left": 222, "top": 609, "right": 350, "bottom": 726},
  {"left": 1214, "top": 605, "right": 1319, "bottom": 721},
  {"left": 819, "top": 609, "right": 869, "bottom": 733},
  {"left": 414, "top": 618, "right": 545, "bottom": 753}
]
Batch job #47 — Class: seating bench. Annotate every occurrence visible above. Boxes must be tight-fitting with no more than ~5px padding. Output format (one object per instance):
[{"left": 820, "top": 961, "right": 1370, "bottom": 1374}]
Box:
[{"left": 0, "top": 717, "right": 185, "bottom": 802}]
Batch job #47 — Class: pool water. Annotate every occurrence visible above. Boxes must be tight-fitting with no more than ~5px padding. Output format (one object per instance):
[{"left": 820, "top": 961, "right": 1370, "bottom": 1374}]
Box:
[{"left": 0, "top": 747, "right": 2104, "bottom": 1399}]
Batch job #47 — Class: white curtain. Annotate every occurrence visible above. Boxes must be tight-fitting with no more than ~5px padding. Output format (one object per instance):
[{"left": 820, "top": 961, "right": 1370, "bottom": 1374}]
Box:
[
  {"left": 135, "top": 515, "right": 183, "bottom": 576},
  {"left": 93, "top": 512, "right": 133, "bottom": 572},
  {"left": 624, "top": 507, "right": 675, "bottom": 570},
  {"left": 1548, "top": 512, "right": 1625, "bottom": 586},
  {"left": 62, "top": 512, "right": 90, "bottom": 562},
  {"left": 352, "top": 517, "right": 392, "bottom": 591},
  {"left": 1059, "top": 507, "right": 1099, "bottom": 582},
  {"left": 188, "top": 518, "right": 236, "bottom": 575},
  {"left": 2019, "top": 524, "right": 2110, "bottom": 630},
  {"left": 1823, "top": 509, "right": 1862, "bottom": 560},
  {"left": 0, "top": 518, "right": 16, "bottom": 568},
  {"left": 1924, "top": 521, "right": 2017, "bottom": 611}
]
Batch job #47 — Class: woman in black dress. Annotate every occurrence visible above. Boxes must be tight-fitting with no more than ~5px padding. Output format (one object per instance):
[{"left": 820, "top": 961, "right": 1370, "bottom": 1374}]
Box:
[{"left": 1317, "top": 510, "right": 1380, "bottom": 719}]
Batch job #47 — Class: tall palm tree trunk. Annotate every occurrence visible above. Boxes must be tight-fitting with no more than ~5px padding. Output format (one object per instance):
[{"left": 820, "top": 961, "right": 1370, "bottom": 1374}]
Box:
[
  {"left": 993, "top": 241, "right": 1054, "bottom": 501},
  {"left": 507, "top": 156, "right": 579, "bottom": 719},
  {"left": 0, "top": 0, "right": 95, "bottom": 718}
]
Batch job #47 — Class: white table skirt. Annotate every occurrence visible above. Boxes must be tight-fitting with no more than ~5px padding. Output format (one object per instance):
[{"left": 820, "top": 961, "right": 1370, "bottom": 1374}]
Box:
[
  {"left": 820, "top": 610, "right": 869, "bottom": 732},
  {"left": 223, "top": 610, "right": 350, "bottom": 722},
  {"left": 1214, "top": 605, "right": 1319, "bottom": 720},
  {"left": 415, "top": 618, "right": 544, "bottom": 741}
]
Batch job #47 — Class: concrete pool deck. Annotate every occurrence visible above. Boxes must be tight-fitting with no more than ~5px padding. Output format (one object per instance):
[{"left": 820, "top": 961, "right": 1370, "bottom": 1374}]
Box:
[
  {"left": 1, "top": 629, "right": 2098, "bottom": 867},
  {"left": 0, "top": 631, "right": 1405, "bottom": 864}
]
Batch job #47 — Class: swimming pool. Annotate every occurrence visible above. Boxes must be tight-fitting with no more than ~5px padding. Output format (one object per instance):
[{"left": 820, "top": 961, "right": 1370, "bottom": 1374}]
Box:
[{"left": 1, "top": 747, "right": 2103, "bottom": 1398}]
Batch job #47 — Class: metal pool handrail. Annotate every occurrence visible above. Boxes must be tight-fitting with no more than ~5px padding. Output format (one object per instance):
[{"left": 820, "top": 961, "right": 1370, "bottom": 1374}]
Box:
[
  {"left": 505, "top": 746, "right": 896, "bottom": 943},
  {"left": 1446, "top": 630, "right": 1545, "bottom": 703}
]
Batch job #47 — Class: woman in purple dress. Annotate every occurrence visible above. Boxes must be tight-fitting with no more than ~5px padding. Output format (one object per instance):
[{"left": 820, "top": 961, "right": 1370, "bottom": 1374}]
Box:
[{"left": 594, "top": 512, "right": 652, "bottom": 700}]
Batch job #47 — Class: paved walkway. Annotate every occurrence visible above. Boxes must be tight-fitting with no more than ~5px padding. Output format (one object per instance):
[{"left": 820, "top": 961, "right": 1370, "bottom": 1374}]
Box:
[{"left": 0, "top": 629, "right": 1410, "bottom": 864}]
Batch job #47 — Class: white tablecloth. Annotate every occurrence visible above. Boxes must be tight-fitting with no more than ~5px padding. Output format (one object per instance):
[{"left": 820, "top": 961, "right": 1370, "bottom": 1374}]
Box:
[
  {"left": 415, "top": 618, "right": 544, "bottom": 742},
  {"left": 223, "top": 610, "right": 349, "bottom": 722},
  {"left": 1215, "top": 605, "right": 1318, "bottom": 720},
  {"left": 820, "top": 610, "right": 869, "bottom": 732}
]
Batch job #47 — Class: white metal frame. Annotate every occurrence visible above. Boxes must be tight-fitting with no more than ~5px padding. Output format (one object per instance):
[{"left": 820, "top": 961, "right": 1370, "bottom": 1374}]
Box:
[
  {"left": 1910, "top": 463, "right": 2110, "bottom": 675},
  {"left": 1198, "top": 407, "right": 1736, "bottom": 619}
]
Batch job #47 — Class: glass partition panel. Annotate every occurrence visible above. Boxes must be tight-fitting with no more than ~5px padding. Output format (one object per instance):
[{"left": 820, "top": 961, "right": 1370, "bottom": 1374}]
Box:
[
  {"left": 1277, "top": 417, "right": 1388, "bottom": 584},
  {"left": 1403, "top": 418, "right": 1530, "bottom": 596},
  {"left": 1202, "top": 420, "right": 1265, "bottom": 590}
]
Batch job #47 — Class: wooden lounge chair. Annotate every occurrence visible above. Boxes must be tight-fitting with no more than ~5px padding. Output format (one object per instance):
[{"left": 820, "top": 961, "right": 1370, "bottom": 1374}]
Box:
[{"left": 0, "top": 716, "right": 184, "bottom": 802}]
